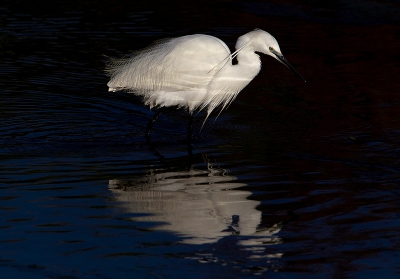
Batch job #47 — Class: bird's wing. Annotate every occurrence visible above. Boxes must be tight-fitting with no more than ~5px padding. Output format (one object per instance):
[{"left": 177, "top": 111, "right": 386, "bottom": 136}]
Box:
[{"left": 106, "top": 35, "right": 230, "bottom": 96}]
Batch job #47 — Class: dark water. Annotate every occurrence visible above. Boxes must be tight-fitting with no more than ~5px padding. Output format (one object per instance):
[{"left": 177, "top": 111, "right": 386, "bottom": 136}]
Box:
[{"left": 2, "top": 0, "right": 400, "bottom": 278}]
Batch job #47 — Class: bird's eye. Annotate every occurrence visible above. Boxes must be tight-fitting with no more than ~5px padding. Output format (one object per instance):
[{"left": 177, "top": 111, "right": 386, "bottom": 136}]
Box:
[{"left": 269, "top": 47, "right": 274, "bottom": 52}]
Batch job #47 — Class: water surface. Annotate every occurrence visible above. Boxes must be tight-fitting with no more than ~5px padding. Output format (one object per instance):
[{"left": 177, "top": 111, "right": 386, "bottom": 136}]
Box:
[{"left": 1, "top": 1, "right": 400, "bottom": 278}]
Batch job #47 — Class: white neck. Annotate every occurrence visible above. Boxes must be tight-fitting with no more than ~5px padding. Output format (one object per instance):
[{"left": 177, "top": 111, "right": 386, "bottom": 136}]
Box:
[{"left": 235, "top": 47, "right": 261, "bottom": 79}]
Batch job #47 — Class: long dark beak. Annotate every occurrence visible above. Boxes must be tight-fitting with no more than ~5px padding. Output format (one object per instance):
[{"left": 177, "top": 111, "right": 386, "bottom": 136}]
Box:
[{"left": 271, "top": 50, "right": 306, "bottom": 82}]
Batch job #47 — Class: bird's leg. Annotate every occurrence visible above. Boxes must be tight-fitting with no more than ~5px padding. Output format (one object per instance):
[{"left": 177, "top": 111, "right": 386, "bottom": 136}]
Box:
[
  {"left": 145, "top": 108, "right": 165, "bottom": 162},
  {"left": 145, "top": 108, "right": 163, "bottom": 142},
  {"left": 187, "top": 113, "right": 193, "bottom": 159}
]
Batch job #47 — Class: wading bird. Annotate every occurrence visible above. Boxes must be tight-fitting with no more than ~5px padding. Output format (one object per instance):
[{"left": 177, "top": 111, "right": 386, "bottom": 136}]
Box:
[{"left": 106, "top": 29, "right": 305, "bottom": 141}]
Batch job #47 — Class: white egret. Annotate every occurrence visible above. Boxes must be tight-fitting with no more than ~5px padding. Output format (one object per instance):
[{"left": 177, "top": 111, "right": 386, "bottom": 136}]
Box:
[{"left": 106, "top": 28, "right": 305, "bottom": 140}]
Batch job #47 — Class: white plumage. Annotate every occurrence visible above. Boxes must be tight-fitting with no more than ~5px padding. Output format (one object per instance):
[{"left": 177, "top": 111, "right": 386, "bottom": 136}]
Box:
[{"left": 106, "top": 29, "right": 305, "bottom": 121}]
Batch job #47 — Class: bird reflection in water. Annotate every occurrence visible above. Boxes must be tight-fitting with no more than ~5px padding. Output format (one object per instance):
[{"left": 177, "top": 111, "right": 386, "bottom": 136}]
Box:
[{"left": 109, "top": 154, "right": 282, "bottom": 253}]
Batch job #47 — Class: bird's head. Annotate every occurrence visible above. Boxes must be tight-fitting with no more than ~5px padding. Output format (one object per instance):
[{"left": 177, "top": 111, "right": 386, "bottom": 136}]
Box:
[{"left": 236, "top": 29, "right": 306, "bottom": 82}]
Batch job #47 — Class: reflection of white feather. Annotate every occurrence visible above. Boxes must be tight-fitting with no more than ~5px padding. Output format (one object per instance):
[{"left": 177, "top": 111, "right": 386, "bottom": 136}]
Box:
[
  {"left": 109, "top": 161, "right": 281, "bottom": 246},
  {"left": 106, "top": 29, "right": 293, "bottom": 120}
]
